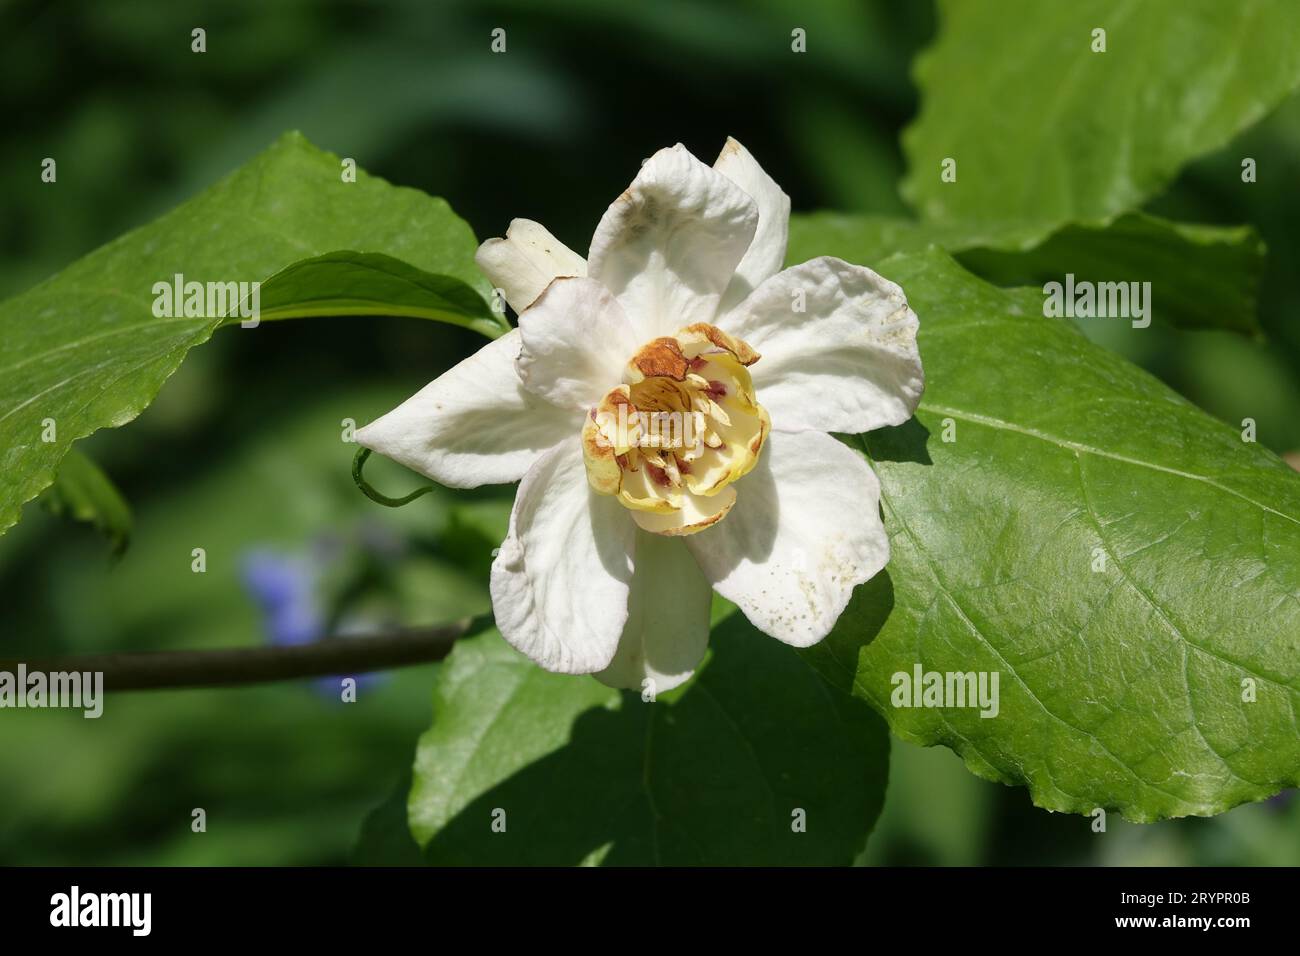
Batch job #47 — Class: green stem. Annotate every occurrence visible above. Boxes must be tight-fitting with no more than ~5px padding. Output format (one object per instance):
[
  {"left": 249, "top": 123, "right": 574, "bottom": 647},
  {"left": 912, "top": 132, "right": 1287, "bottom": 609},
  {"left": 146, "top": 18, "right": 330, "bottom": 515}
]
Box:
[
  {"left": 0, "top": 620, "right": 474, "bottom": 692},
  {"left": 352, "top": 447, "right": 439, "bottom": 507}
]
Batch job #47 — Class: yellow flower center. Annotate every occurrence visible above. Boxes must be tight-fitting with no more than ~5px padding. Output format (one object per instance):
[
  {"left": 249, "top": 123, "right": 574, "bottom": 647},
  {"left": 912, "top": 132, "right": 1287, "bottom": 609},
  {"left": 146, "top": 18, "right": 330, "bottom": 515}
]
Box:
[{"left": 582, "top": 323, "right": 770, "bottom": 536}]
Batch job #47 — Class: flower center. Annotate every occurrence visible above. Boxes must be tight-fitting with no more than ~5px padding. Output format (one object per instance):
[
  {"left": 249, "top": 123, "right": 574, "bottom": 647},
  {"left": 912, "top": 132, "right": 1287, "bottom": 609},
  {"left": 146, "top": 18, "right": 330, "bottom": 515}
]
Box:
[{"left": 582, "top": 323, "right": 770, "bottom": 536}]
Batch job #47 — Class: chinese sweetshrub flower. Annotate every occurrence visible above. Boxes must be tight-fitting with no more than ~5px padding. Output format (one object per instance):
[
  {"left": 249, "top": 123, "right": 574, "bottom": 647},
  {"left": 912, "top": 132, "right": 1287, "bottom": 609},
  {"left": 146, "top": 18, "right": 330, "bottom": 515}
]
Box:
[{"left": 357, "top": 139, "right": 923, "bottom": 692}]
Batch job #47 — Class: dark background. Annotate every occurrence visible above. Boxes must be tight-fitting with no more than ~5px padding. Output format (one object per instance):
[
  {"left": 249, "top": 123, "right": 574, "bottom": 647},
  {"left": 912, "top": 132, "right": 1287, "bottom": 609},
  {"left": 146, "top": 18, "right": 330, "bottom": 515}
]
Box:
[{"left": 0, "top": 0, "right": 1295, "bottom": 865}]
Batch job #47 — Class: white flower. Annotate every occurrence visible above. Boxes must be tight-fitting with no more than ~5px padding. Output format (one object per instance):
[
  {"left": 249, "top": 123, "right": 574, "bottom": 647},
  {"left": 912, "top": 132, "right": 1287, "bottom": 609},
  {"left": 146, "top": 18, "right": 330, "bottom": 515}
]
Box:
[{"left": 357, "top": 139, "right": 923, "bottom": 692}]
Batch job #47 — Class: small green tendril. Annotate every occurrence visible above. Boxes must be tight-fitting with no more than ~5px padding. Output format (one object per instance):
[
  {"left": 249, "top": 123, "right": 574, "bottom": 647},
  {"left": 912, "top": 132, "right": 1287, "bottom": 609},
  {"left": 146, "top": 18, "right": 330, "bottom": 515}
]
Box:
[{"left": 351, "top": 448, "right": 437, "bottom": 508}]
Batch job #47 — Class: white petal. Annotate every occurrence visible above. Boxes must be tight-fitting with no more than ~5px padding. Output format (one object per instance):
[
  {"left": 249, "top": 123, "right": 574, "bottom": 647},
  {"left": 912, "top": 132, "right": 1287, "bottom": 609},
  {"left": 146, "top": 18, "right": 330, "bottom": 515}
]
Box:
[
  {"left": 491, "top": 442, "right": 636, "bottom": 674},
  {"left": 595, "top": 531, "right": 712, "bottom": 694},
  {"left": 475, "top": 219, "right": 587, "bottom": 314},
  {"left": 713, "top": 137, "right": 791, "bottom": 314},
  {"left": 687, "top": 430, "right": 889, "bottom": 647},
  {"left": 588, "top": 144, "right": 758, "bottom": 341},
  {"left": 722, "top": 257, "right": 923, "bottom": 434},
  {"left": 355, "top": 330, "right": 577, "bottom": 488},
  {"left": 516, "top": 276, "right": 643, "bottom": 410}
]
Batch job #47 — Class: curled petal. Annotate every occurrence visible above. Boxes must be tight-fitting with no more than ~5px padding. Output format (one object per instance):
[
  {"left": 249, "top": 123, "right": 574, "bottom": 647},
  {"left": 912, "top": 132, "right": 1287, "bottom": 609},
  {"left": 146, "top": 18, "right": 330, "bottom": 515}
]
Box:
[
  {"left": 581, "top": 386, "right": 632, "bottom": 496},
  {"left": 475, "top": 218, "right": 587, "bottom": 314},
  {"left": 631, "top": 485, "right": 736, "bottom": 536}
]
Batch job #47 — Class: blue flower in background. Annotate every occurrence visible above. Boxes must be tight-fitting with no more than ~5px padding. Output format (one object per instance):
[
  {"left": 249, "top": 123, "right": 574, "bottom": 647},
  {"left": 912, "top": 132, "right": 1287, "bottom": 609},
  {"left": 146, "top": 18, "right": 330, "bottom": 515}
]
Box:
[
  {"left": 240, "top": 547, "right": 383, "bottom": 698},
  {"left": 241, "top": 551, "right": 323, "bottom": 647}
]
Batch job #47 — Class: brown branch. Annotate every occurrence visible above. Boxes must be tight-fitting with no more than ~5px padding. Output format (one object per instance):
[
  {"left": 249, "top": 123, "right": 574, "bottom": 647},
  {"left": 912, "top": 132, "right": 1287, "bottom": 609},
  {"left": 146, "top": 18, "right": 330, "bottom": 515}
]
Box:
[{"left": 0, "top": 619, "right": 473, "bottom": 692}]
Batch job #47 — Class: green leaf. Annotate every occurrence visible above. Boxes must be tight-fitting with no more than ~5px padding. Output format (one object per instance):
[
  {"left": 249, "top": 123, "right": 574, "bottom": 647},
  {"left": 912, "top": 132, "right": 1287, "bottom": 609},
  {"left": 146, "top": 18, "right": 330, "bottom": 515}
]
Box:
[
  {"left": 789, "top": 211, "right": 1266, "bottom": 335},
  {"left": 409, "top": 615, "right": 889, "bottom": 865},
  {"left": 249, "top": 251, "right": 506, "bottom": 340},
  {"left": 36, "top": 448, "right": 132, "bottom": 557},
  {"left": 957, "top": 213, "right": 1266, "bottom": 337},
  {"left": 801, "top": 248, "right": 1300, "bottom": 822},
  {"left": 901, "top": 0, "right": 1300, "bottom": 249},
  {"left": 0, "top": 131, "right": 492, "bottom": 537},
  {"left": 788, "top": 211, "right": 954, "bottom": 266},
  {"left": 352, "top": 775, "right": 424, "bottom": 867}
]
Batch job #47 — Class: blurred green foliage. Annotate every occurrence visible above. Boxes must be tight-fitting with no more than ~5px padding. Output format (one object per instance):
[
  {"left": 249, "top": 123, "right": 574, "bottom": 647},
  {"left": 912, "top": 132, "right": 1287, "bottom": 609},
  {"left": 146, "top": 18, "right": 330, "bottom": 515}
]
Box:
[{"left": 0, "top": 0, "right": 1295, "bottom": 864}]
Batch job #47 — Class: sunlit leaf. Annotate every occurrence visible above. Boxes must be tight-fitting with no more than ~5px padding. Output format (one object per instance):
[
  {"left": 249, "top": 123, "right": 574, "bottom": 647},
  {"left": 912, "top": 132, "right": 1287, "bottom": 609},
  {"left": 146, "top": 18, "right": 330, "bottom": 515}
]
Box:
[
  {"left": 0, "top": 132, "right": 491, "bottom": 536},
  {"left": 901, "top": 0, "right": 1300, "bottom": 248},
  {"left": 789, "top": 211, "right": 1265, "bottom": 335},
  {"left": 801, "top": 248, "right": 1300, "bottom": 821}
]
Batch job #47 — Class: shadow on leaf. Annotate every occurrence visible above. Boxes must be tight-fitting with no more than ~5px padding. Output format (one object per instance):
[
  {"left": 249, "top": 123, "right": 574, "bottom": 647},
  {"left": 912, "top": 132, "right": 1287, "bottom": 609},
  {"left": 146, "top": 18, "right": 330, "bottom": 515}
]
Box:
[
  {"left": 416, "top": 613, "right": 890, "bottom": 866},
  {"left": 862, "top": 417, "right": 933, "bottom": 466}
]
